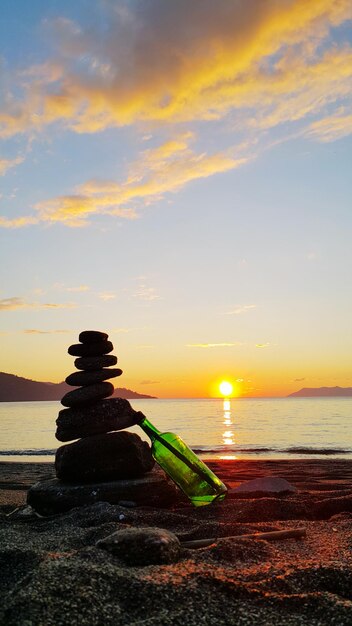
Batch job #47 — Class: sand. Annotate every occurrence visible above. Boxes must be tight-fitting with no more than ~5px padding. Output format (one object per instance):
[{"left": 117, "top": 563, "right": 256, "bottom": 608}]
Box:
[{"left": 1, "top": 459, "right": 352, "bottom": 625}]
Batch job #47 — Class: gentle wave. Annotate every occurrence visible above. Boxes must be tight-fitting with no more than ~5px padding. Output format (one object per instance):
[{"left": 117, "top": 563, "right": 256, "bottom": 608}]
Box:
[
  {"left": 283, "top": 446, "right": 351, "bottom": 455},
  {"left": 0, "top": 445, "right": 351, "bottom": 458},
  {"left": 193, "top": 445, "right": 351, "bottom": 455},
  {"left": 0, "top": 449, "right": 56, "bottom": 456}
]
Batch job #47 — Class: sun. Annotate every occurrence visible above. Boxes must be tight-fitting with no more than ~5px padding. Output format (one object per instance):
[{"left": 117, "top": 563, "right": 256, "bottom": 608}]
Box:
[{"left": 219, "top": 380, "right": 233, "bottom": 397}]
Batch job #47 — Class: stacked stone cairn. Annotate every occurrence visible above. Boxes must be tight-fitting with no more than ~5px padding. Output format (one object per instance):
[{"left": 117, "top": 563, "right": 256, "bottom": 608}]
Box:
[
  {"left": 28, "top": 330, "right": 177, "bottom": 515},
  {"left": 55, "top": 329, "right": 154, "bottom": 482}
]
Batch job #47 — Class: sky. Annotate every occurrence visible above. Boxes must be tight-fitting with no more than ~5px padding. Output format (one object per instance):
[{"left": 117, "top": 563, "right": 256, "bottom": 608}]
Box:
[{"left": 0, "top": 0, "right": 351, "bottom": 398}]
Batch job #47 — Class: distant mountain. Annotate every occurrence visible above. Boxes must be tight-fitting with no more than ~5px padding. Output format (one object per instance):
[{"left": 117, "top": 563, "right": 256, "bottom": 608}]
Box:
[
  {"left": 288, "top": 386, "right": 352, "bottom": 397},
  {"left": 0, "top": 372, "right": 156, "bottom": 402}
]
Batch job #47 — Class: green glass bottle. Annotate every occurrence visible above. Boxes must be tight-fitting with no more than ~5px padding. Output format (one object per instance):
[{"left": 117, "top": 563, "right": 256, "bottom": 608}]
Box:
[{"left": 138, "top": 414, "right": 227, "bottom": 506}]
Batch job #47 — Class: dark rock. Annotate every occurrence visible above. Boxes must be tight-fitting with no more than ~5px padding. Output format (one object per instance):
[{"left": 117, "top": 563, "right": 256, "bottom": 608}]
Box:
[
  {"left": 61, "top": 382, "right": 114, "bottom": 407},
  {"left": 56, "top": 398, "right": 143, "bottom": 442},
  {"left": 75, "top": 354, "right": 118, "bottom": 370},
  {"left": 96, "top": 527, "right": 181, "bottom": 565},
  {"left": 229, "top": 477, "right": 297, "bottom": 498},
  {"left": 55, "top": 431, "right": 154, "bottom": 482},
  {"left": 68, "top": 340, "right": 113, "bottom": 357},
  {"left": 27, "top": 471, "right": 177, "bottom": 515},
  {"left": 79, "top": 330, "right": 108, "bottom": 343},
  {"left": 65, "top": 368, "right": 122, "bottom": 387}
]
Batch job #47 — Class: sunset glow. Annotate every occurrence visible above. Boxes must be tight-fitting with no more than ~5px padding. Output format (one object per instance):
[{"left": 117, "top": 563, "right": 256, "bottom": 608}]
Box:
[{"left": 0, "top": 2, "right": 351, "bottom": 398}]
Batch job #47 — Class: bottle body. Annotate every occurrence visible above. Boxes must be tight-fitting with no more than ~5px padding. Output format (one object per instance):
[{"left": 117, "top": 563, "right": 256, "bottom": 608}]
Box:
[{"left": 139, "top": 416, "right": 227, "bottom": 506}]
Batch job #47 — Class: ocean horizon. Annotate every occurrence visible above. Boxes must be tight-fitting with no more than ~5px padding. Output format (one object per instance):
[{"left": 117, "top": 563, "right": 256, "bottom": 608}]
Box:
[{"left": 1, "top": 397, "right": 351, "bottom": 462}]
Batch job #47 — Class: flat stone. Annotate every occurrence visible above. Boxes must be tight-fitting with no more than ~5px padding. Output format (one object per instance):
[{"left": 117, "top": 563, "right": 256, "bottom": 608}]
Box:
[
  {"left": 79, "top": 330, "right": 108, "bottom": 343},
  {"left": 96, "top": 527, "right": 181, "bottom": 565},
  {"left": 27, "top": 471, "right": 177, "bottom": 515},
  {"left": 55, "top": 431, "right": 154, "bottom": 482},
  {"left": 60, "top": 382, "right": 114, "bottom": 408},
  {"left": 229, "top": 476, "right": 297, "bottom": 497},
  {"left": 68, "top": 340, "right": 113, "bottom": 357},
  {"left": 75, "top": 354, "right": 118, "bottom": 370},
  {"left": 65, "top": 368, "right": 122, "bottom": 387},
  {"left": 56, "top": 398, "right": 143, "bottom": 442}
]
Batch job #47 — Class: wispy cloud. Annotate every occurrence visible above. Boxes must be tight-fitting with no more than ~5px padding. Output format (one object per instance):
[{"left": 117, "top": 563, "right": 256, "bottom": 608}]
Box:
[
  {"left": 53, "top": 283, "right": 90, "bottom": 293},
  {"left": 133, "top": 279, "right": 161, "bottom": 302},
  {"left": 0, "top": 156, "right": 24, "bottom": 176},
  {"left": 225, "top": 304, "right": 257, "bottom": 315},
  {"left": 23, "top": 329, "right": 70, "bottom": 334},
  {"left": 0, "top": 297, "right": 76, "bottom": 311},
  {"left": 66, "top": 285, "right": 89, "bottom": 292},
  {"left": 255, "top": 342, "right": 271, "bottom": 348},
  {"left": 98, "top": 292, "right": 116, "bottom": 301},
  {"left": 0, "top": 216, "right": 38, "bottom": 228},
  {"left": 187, "top": 342, "right": 243, "bottom": 348},
  {"left": 0, "top": 134, "right": 244, "bottom": 227},
  {"left": 140, "top": 379, "right": 160, "bottom": 385},
  {"left": 307, "top": 110, "right": 352, "bottom": 142}
]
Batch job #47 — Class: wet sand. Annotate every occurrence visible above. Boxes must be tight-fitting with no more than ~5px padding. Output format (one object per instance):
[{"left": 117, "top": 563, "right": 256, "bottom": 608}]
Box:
[{"left": 1, "top": 459, "right": 352, "bottom": 625}]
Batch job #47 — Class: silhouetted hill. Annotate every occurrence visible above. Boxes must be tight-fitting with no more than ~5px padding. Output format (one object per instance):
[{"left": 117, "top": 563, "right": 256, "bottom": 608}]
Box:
[
  {"left": 0, "top": 372, "right": 156, "bottom": 401},
  {"left": 288, "top": 386, "right": 352, "bottom": 397}
]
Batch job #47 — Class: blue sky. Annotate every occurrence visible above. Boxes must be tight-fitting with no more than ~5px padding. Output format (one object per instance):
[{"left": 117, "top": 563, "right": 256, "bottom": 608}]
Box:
[{"left": 1, "top": 0, "right": 351, "bottom": 397}]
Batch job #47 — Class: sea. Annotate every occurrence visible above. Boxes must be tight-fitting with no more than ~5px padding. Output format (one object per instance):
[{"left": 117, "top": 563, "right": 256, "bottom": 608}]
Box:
[{"left": 0, "top": 398, "right": 351, "bottom": 462}]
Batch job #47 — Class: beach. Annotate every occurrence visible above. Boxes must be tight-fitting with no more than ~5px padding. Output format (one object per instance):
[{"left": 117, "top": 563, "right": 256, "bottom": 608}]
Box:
[{"left": 1, "top": 459, "right": 352, "bottom": 625}]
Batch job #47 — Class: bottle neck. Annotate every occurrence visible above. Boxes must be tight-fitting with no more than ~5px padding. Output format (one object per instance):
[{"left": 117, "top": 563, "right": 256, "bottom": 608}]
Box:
[{"left": 138, "top": 415, "right": 161, "bottom": 442}]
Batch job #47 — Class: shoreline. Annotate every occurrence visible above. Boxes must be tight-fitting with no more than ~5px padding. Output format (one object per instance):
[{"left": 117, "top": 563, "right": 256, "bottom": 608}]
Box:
[
  {"left": 1, "top": 458, "right": 352, "bottom": 624},
  {"left": 1, "top": 458, "right": 352, "bottom": 511}
]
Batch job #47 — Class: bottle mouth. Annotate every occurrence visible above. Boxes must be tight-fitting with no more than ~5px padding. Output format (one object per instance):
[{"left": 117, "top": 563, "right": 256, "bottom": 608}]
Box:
[{"left": 135, "top": 411, "right": 147, "bottom": 424}]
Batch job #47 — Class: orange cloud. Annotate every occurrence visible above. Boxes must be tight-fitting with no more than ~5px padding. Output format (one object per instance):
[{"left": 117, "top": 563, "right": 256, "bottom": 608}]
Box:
[
  {"left": 23, "top": 329, "right": 70, "bottom": 334},
  {"left": 244, "top": 48, "right": 352, "bottom": 132},
  {"left": 0, "top": 297, "right": 76, "bottom": 311},
  {"left": 0, "top": 216, "right": 39, "bottom": 228},
  {"left": 1, "top": 1, "right": 351, "bottom": 229},
  {"left": 187, "top": 343, "right": 243, "bottom": 348},
  {"left": 98, "top": 292, "right": 116, "bottom": 301},
  {"left": 0, "top": 134, "right": 245, "bottom": 227},
  {"left": 0, "top": 1, "right": 351, "bottom": 136}
]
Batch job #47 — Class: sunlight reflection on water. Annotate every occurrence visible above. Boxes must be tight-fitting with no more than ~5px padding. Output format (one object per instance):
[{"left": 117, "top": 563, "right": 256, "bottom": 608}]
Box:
[{"left": 0, "top": 398, "right": 351, "bottom": 461}]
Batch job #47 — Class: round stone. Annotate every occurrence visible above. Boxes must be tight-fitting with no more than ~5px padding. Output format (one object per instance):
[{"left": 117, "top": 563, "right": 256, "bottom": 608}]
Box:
[
  {"left": 65, "top": 368, "right": 122, "bottom": 387},
  {"left": 97, "top": 527, "right": 181, "bottom": 565},
  {"left": 60, "top": 382, "right": 114, "bottom": 407},
  {"left": 27, "top": 471, "right": 178, "bottom": 515},
  {"left": 68, "top": 340, "right": 113, "bottom": 357},
  {"left": 74, "top": 355, "right": 117, "bottom": 370},
  {"left": 79, "top": 330, "right": 108, "bottom": 343},
  {"left": 56, "top": 398, "right": 143, "bottom": 441},
  {"left": 55, "top": 431, "right": 155, "bottom": 482}
]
